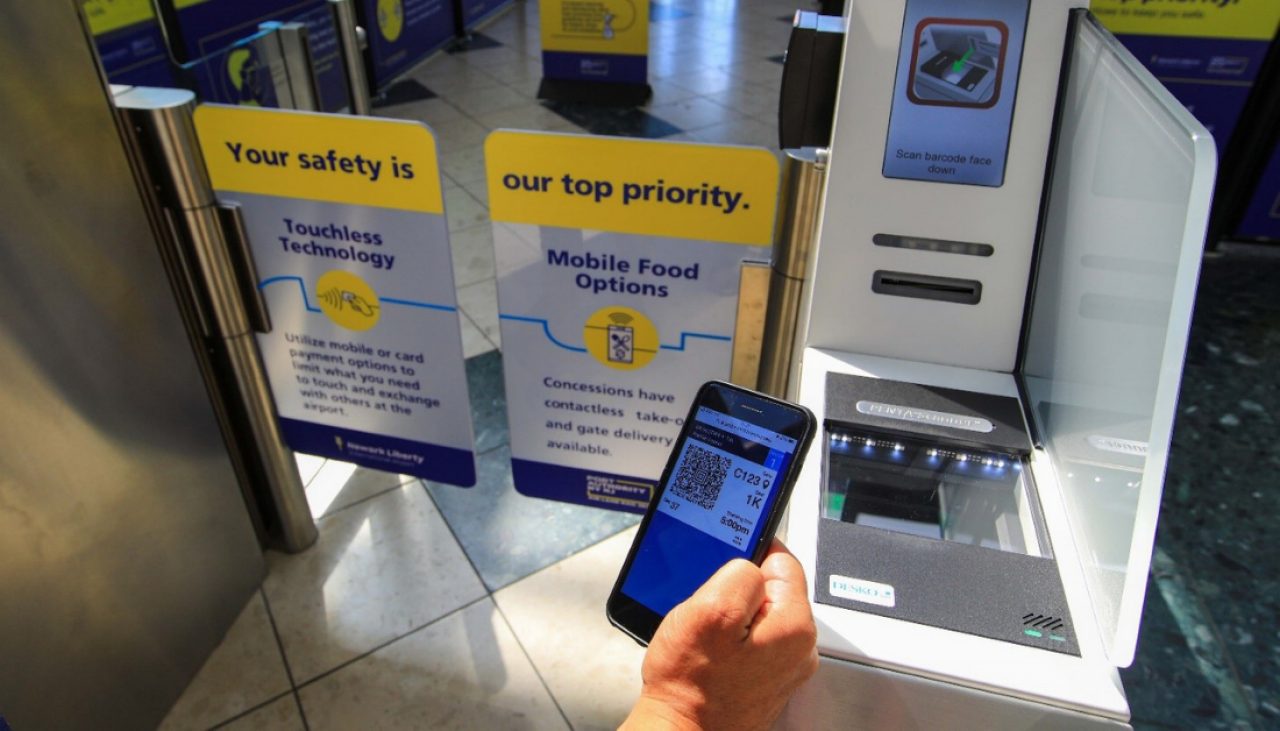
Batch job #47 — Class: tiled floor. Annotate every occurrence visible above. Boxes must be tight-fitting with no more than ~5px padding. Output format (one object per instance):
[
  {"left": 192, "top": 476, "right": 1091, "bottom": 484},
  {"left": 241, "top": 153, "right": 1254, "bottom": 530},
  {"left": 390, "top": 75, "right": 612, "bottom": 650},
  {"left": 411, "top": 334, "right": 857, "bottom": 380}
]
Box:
[{"left": 159, "top": 2, "right": 1277, "bottom": 729}]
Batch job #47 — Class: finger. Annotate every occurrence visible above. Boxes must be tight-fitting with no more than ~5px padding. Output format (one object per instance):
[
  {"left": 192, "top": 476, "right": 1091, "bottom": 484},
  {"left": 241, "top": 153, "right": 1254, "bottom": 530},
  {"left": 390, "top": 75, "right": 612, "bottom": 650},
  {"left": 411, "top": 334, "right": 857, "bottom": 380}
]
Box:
[
  {"left": 765, "top": 537, "right": 793, "bottom": 560},
  {"left": 760, "top": 545, "right": 810, "bottom": 606},
  {"left": 683, "top": 558, "right": 766, "bottom": 640}
]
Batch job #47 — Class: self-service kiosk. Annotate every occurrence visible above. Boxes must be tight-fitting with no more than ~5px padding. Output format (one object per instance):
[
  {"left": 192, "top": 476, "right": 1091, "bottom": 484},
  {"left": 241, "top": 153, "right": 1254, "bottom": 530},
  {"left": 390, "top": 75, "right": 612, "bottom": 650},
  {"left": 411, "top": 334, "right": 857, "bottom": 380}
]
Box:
[{"left": 778, "top": 1, "right": 1215, "bottom": 728}]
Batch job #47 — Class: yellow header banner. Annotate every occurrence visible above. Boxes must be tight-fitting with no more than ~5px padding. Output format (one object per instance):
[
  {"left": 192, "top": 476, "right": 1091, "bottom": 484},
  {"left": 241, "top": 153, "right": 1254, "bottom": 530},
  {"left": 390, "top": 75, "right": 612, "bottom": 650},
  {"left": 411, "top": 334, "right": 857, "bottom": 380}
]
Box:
[
  {"left": 486, "top": 131, "right": 779, "bottom": 246},
  {"left": 194, "top": 105, "right": 443, "bottom": 215},
  {"left": 540, "top": 0, "right": 650, "bottom": 56},
  {"left": 82, "top": 0, "right": 155, "bottom": 36},
  {"left": 1090, "top": 0, "right": 1280, "bottom": 40}
]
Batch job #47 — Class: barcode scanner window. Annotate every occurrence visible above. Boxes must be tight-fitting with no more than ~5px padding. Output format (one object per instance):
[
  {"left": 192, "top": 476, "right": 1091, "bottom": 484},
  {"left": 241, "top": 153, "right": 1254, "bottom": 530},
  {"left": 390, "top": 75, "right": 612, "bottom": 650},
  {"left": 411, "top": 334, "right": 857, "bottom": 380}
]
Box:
[{"left": 620, "top": 407, "right": 797, "bottom": 615}]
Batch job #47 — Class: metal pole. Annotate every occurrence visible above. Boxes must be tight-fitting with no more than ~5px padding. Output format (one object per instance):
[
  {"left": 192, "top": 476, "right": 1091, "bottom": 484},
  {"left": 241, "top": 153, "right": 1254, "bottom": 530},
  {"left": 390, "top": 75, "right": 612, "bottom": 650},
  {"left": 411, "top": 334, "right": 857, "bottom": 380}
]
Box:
[
  {"left": 259, "top": 21, "right": 321, "bottom": 111},
  {"left": 275, "top": 22, "right": 321, "bottom": 111},
  {"left": 730, "top": 260, "right": 772, "bottom": 390},
  {"left": 757, "top": 147, "right": 828, "bottom": 398},
  {"left": 114, "top": 86, "right": 318, "bottom": 552},
  {"left": 330, "top": 0, "right": 372, "bottom": 115}
]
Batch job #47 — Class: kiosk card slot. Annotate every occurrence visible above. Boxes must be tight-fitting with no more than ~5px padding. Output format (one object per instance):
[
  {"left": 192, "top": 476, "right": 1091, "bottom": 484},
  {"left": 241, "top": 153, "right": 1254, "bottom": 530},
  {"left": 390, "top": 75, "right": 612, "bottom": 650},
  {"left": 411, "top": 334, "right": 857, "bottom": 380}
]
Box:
[{"left": 872, "top": 270, "right": 982, "bottom": 304}]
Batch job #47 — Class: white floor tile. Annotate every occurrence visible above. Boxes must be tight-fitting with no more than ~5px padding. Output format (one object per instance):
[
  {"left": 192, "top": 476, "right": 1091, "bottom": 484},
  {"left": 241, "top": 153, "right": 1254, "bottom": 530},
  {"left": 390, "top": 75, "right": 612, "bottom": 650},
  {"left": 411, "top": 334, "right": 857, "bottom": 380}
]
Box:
[
  {"left": 457, "top": 278, "right": 501, "bottom": 349},
  {"left": 299, "top": 599, "right": 569, "bottom": 731},
  {"left": 219, "top": 695, "right": 306, "bottom": 731},
  {"left": 445, "top": 186, "right": 491, "bottom": 232},
  {"left": 158, "top": 592, "right": 292, "bottom": 731},
  {"left": 304, "top": 461, "right": 415, "bottom": 519},
  {"left": 448, "top": 84, "right": 530, "bottom": 118},
  {"left": 461, "top": 310, "right": 499, "bottom": 358},
  {"left": 294, "top": 453, "right": 326, "bottom": 487},
  {"left": 493, "top": 527, "right": 646, "bottom": 731},
  {"left": 439, "top": 143, "right": 489, "bottom": 187},
  {"left": 263, "top": 484, "right": 487, "bottom": 684},
  {"left": 450, "top": 222, "right": 497, "bottom": 288},
  {"left": 474, "top": 102, "right": 580, "bottom": 133}
]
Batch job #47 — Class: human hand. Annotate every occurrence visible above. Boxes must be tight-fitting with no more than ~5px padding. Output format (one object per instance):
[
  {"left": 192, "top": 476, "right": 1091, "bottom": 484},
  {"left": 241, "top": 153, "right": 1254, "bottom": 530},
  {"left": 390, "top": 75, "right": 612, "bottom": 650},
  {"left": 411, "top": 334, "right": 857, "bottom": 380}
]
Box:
[{"left": 620, "top": 540, "right": 818, "bottom": 731}]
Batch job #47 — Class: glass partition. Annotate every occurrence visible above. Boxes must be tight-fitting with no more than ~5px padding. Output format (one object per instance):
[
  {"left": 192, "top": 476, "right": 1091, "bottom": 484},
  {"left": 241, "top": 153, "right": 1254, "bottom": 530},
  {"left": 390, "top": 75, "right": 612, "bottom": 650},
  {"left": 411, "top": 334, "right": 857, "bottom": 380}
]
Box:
[{"left": 1019, "top": 12, "right": 1215, "bottom": 667}]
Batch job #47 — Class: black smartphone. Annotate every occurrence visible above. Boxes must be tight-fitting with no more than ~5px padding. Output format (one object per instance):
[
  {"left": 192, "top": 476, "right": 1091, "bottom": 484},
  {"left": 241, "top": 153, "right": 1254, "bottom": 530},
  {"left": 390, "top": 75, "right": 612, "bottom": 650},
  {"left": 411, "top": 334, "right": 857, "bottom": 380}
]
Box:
[{"left": 606, "top": 380, "right": 817, "bottom": 645}]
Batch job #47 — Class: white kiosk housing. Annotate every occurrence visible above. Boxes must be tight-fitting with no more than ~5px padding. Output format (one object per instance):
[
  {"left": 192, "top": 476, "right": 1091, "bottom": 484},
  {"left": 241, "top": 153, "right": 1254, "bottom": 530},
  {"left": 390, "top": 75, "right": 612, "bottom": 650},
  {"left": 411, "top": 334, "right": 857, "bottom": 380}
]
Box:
[{"left": 780, "top": 2, "right": 1215, "bottom": 727}]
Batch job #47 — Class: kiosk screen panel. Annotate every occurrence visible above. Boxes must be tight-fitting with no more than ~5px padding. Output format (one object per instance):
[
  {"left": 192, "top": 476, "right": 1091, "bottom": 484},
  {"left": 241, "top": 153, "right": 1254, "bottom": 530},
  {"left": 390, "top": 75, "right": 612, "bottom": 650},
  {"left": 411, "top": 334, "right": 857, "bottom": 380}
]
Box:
[{"left": 882, "top": 0, "right": 1030, "bottom": 187}]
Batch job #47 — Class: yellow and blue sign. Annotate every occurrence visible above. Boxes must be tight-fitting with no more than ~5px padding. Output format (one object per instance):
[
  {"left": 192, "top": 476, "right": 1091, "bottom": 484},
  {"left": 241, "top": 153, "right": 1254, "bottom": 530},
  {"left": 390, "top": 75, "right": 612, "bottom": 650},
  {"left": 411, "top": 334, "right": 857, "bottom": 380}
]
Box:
[
  {"left": 487, "top": 130, "right": 778, "bottom": 511},
  {"left": 539, "top": 0, "right": 650, "bottom": 85},
  {"left": 1091, "top": 0, "right": 1280, "bottom": 156},
  {"left": 196, "top": 105, "right": 476, "bottom": 485},
  {"left": 359, "top": 0, "right": 457, "bottom": 91}
]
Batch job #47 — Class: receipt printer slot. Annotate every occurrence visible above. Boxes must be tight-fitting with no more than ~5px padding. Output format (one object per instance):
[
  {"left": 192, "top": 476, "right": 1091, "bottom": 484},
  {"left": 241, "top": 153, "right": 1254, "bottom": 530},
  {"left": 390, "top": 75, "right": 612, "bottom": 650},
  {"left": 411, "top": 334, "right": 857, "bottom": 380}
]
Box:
[{"left": 872, "top": 270, "right": 983, "bottom": 304}]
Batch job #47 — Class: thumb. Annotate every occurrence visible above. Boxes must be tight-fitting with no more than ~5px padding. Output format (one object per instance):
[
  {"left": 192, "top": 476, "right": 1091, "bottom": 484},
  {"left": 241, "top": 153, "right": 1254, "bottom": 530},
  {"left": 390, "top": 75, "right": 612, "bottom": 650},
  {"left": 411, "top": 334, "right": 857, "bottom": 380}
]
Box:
[
  {"left": 677, "top": 558, "right": 767, "bottom": 642},
  {"left": 759, "top": 541, "right": 810, "bottom": 607}
]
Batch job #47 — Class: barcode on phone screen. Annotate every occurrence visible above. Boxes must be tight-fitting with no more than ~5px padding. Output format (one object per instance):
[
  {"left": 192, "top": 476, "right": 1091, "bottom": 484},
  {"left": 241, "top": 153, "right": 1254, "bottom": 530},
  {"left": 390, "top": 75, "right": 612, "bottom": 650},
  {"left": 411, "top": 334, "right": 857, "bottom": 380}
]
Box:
[{"left": 671, "top": 444, "right": 730, "bottom": 510}]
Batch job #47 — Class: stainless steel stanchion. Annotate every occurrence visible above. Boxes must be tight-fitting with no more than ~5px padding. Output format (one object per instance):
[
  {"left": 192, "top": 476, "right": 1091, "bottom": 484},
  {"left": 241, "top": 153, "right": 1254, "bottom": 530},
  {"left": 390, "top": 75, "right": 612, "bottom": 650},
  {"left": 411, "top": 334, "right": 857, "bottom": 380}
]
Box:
[
  {"left": 115, "top": 86, "right": 318, "bottom": 552},
  {"left": 275, "top": 22, "right": 321, "bottom": 111},
  {"left": 757, "top": 147, "right": 828, "bottom": 399},
  {"left": 330, "top": 0, "right": 372, "bottom": 115}
]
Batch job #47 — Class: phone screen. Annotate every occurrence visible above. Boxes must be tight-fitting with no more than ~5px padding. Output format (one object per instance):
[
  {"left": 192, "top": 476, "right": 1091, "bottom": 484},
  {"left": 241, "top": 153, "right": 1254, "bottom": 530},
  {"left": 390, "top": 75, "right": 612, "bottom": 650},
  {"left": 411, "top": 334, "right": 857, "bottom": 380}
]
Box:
[{"left": 618, "top": 405, "right": 801, "bottom": 616}]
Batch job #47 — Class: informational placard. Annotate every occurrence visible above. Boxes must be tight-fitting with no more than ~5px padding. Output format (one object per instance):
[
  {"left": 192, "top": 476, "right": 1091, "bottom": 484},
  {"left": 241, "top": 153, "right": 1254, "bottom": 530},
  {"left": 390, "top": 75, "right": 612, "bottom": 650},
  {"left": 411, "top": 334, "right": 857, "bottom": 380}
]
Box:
[
  {"left": 882, "top": 0, "right": 1030, "bottom": 187},
  {"left": 360, "top": 0, "right": 457, "bottom": 90},
  {"left": 161, "top": 0, "right": 351, "bottom": 113},
  {"left": 83, "top": 0, "right": 178, "bottom": 87},
  {"left": 195, "top": 105, "right": 476, "bottom": 485},
  {"left": 1091, "top": 0, "right": 1280, "bottom": 156},
  {"left": 486, "top": 131, "right": 778, "bottom": 512},
  {"left": 539, "top": 0, "right": 649, "bottom": 85}
]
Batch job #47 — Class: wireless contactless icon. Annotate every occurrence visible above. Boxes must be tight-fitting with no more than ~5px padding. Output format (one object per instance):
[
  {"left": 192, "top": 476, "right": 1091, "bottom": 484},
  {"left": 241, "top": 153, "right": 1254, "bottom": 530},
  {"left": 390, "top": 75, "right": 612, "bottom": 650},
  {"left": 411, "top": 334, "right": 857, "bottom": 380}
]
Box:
[
  {"left": 584, "top": 305, "right": 657, "bottom": 370},
  {"left": 316, "top": 270, "right": 381, "bottom": 331}
]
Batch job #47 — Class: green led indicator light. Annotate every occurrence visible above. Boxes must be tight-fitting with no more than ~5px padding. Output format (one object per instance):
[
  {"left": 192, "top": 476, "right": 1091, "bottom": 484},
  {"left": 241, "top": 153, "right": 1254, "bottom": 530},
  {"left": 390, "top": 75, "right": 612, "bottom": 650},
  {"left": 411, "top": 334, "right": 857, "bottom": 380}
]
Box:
[
  {"left": 1050, "top": 635, "right": 1067, "bottom": 642},
  {"left": 1023, "top": 629, "right": 1043, "bottom": 638}
]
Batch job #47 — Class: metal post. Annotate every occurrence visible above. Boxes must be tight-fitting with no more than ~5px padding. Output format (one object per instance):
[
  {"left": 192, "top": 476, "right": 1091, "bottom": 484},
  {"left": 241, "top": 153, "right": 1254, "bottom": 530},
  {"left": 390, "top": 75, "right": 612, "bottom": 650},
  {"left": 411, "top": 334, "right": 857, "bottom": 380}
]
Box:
[
  {"left": 259, "top": 21, "right": 321, "bottom": 111},
  {"left": 731, "top": 261, "right": 772, "bottom": 389},
  {"left": 276, "top": 22, "right": 321, "bottom": 111},
  {"left": 114, "top": 86, "right": 318, "bottom": 552},
  {"left": 757, "top": 147, "right": 828, "bottom": 398},
  {"left": 330, "top": 0, "right": 372, "bottom": 115}
]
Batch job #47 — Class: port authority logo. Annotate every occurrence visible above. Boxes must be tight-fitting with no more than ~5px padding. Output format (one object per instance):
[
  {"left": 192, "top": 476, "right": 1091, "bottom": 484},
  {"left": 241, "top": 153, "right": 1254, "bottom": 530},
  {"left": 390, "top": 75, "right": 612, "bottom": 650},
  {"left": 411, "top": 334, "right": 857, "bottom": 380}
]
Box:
[{"left": 856, "top": 400, "right": 994, "bottom": 433}]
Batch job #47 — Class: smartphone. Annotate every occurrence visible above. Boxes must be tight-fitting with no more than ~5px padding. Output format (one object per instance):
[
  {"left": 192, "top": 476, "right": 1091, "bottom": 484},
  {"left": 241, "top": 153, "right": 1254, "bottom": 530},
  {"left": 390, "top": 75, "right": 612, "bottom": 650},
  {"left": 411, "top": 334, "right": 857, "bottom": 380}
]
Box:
[{"left": 606, "top": 380, "right": 817, "bottom": 645}]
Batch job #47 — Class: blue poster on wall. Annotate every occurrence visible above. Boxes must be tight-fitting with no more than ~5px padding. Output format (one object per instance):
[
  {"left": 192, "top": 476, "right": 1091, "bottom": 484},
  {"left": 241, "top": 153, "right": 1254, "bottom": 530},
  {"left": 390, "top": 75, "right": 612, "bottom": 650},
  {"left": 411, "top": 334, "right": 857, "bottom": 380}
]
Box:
[
  {"left": 186, "top": 29, "right": 283, "bottom": 108},
  {"left": 460, "top": 0, "right": 514, "bottom": 29},
  {"left": 83, "top": 0, "right": 177, "bottom": 87},
  {"left": 1091, "top": 1, "right": 1280, "bottom": 158},
  {"left": 159, "top": 0, "right": 351, "bottom": 112},
  {"left": 360, "top": 0, "right": 458, "bottom": 90}
]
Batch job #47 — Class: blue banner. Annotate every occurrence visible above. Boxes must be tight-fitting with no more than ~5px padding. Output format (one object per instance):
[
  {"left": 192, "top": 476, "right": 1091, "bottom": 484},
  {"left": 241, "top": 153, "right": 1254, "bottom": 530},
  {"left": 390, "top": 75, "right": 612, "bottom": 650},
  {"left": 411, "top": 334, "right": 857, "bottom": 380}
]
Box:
[
  {"left": 460, "top": 0, "right": 514, "bottom": 28},
  {"left": 1108, "top": 33, "right": 1268, "bottom": 156},
  {"left": 94, "top": 21, "right": 178, "bottom": 87},
  {"left": 360, "top": 0, "right": 458, "bottom": 90},
  {"left": 187, "top": 31, "right": 283, "bottom": 108}
]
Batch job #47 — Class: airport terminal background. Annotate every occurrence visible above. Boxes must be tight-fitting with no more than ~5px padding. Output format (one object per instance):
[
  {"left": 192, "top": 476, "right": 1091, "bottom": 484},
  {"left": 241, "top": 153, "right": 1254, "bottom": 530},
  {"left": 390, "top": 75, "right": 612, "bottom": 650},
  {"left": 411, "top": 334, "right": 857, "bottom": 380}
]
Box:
[{"left": 31, "top": 1, "right": 1278, "bottom": 729}]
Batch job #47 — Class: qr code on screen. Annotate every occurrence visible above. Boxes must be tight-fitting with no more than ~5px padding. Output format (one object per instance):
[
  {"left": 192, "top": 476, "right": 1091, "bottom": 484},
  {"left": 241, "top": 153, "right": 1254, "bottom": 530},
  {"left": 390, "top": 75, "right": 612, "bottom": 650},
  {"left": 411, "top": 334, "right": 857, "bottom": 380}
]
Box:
[{"left": 671, "top": 444, "right": 730, "bottom": 510}]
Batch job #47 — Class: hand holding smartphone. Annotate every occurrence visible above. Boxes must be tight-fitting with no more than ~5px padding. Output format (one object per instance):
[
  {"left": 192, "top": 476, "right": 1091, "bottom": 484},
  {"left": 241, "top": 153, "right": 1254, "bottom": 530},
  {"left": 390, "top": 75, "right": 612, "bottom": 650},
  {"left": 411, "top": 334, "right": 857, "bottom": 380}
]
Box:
[{"left": 607, "top": 381, "right": 816, "bottom": 645}]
